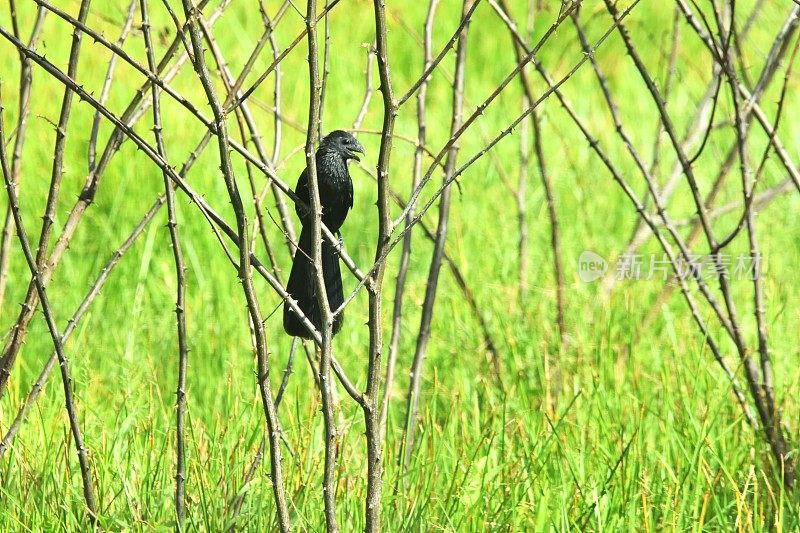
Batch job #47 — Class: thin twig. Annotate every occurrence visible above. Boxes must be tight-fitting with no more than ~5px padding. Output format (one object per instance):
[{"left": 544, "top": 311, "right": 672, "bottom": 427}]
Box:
[
  {"left": 352, "top": 42, "right": 377, "bottom": 132},
  {"left": 517, "top": 94, "right": 530, "bottom": 299},
  {"left": 88, "top": 0, "right": 137, "bottom": 172},
  {"left": 318, "top": 0, "right": 331, "bottom": 138},
  {"left": 513, "top": 2, "right": 566, "bottom": 347},
  {"left": 381, "top": 0, "right": 439, "bottom": 446},
  {"left": 35, "top": 0, "right": 93, "bottom": 393},
  {"left": 401, "top": 0, "right": 473, "bottom": 471},
  {"left": 0, "top": 196, "right": 166, "bottom": 458},
  {"left": 0, "top": 88, "right": 99, "bottom": 525},
  {"left": 180, "top": 1, "right": 292, "bottom": 528},
  {"left": 363, "top": 0, "right": 399, "bottom": 528},
  {"left": 300, "top": 0, "right": 339, "bottom": 529},
  {"left": 648, "top": 5, "right": 681, "bottom": 176},
  {"left": 0, "top": 3, "right": 46, "bottom": 310},
  {"left": 0, "top": 0, "right": 223, "bottom": 401},
  {"left": 140, "top": 0, "right": 190, "bottom": 526}
]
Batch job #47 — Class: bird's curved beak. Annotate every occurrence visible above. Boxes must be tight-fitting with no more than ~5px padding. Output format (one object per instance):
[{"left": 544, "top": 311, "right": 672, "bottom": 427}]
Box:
[{"left": 349, "top": 141, "right": 365, "bottom": 162}]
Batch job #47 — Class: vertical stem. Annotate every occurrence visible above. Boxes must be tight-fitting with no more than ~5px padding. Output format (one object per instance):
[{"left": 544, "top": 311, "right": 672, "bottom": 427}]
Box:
[
  {"left": 88, "top": 0, "right": 137, "bottom": 172},
  {"left": 318, "top": 0, "right": 331, "bottom": 139},
  {"left": 302, "top": 0, "right": 339, "bottom": 530},
  {"left": 0, "top": 0, "right": 221, "bottom": 402},
  {"left": 517, "top": 95, "right": 529, "bottom": 298},
  {"left": 0, "top": 0, "right": 92, "bottom": 399},
  {"left": 500, "top": 0, "right": 565, "bottom": 346},
  {"left": 402, "top": 0, "right": 472, "bottom": 472},
  {"left": 531, "top": 110, "right": 565, "bottom": 345},
  {"left": 140, "top": 0, "right": 190, "bottom": 526},
  {"left": 0, "top": 196, "right": 166, "bottom": 458},
  {"left": 381, "top": 0, "right": 439, "bottom": 445},
  {"left": 365, "top": 0, "right": 398, "bottom": 530},
  {"left": 720, "top": 1, "right": 795, "bottom": 488},
  {"left": 180, "top": 1, "right": 292, "bottom": 529},
  {"left": 352, "top": 42, "right": 376, "bottom": 132},
  {"left": 0, "top": 91, "right": 98, "bottom": 525},
  {"left": 0, "top": 3, "right": 46, "bottom": 310},
  {"left": 258, "top": 2, "right": 297, "bottom": 253},
  {"left": 34, "top": 0, "right": 92, "bottom": 277}
]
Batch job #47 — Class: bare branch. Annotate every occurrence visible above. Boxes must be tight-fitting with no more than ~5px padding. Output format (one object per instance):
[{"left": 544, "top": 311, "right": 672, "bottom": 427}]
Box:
[
  {"left": 0, "top": 0, "right": 223, "bottom": 401},
  {"left": 503, "top": 0, "right": 566, "bottom": 347},
  {"left": 227, "top": 0, "right": 342, "bottom": 114},
  {"left": 352, "top": 42, "right": 377, "bottom": 131},
  {"left": 140, "top": 0, "right": 191, "bottom": 525},
  {"left": 0, "top": 3, "right": 46, "bottom": 310},
  {"left": 300, "top": 0, "right": 339, "bottom": 528},
  {"left": 402, "top": 0, "right": 473, "bottom": 471},
  {"left": 381, "top": 0, "right": 438, "bottom": 445},
  {"left": 180, "top": 1, "right": 291, "bottom": 528},
  {"left": 0, "top": 195, "right": 165, "bottom": 458},
  {"left": 88, "top": 0, "right": 137, "bottom": 172},
  {"left": 362, "top": 0, "right": 400, "bottom": 528},
  {"left": 0, "top": 87, "right": 98, "bottom": 525}
]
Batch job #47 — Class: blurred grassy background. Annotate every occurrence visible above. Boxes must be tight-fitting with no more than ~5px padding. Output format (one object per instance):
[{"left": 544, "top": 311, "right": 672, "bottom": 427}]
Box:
[{"left": 1, "top": 0, "right": 799, "bottom": 530}]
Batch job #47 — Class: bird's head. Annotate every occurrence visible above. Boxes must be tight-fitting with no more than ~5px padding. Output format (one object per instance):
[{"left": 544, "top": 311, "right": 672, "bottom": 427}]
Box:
[{"left": 319, "top": 130, "right": 365, "bottom": 162}]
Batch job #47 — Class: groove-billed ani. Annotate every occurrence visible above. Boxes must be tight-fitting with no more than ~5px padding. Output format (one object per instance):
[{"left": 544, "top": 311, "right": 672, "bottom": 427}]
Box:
[{"left": 283, "top": 130, "right": 364, "bottom": 339}]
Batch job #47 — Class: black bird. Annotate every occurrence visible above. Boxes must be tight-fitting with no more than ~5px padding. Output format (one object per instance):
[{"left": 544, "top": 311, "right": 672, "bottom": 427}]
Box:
[{"left": 283, "top": 130, "right": 364, "bottom": 339}]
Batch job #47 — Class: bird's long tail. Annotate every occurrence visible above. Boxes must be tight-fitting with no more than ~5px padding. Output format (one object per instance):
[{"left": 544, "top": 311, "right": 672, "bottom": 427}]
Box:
[{"left": 283, "top": 225, "right": 344, "bottom": 338}]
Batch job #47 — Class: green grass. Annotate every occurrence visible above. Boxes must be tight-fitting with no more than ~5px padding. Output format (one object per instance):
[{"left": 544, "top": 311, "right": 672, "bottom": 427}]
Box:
[{"left": 1, "top": 0, "right": 799, "bottom": 530}]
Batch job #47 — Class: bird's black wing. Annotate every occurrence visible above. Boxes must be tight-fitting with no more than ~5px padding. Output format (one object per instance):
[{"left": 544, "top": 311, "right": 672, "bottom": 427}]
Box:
[
  {"left": 347, "top": 174, "right": 353, "bottom": 211},
  {"left": 294, "top": 168, "right": 310, "bottom": 222},
  {"left": 283, "top": 225, "right": 345, "bottom": 338}
]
